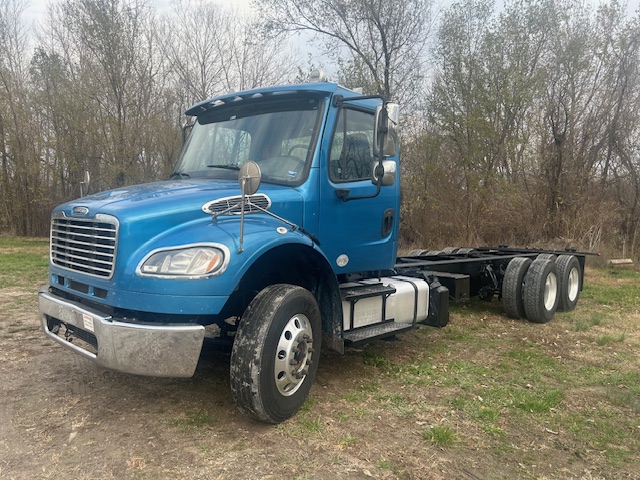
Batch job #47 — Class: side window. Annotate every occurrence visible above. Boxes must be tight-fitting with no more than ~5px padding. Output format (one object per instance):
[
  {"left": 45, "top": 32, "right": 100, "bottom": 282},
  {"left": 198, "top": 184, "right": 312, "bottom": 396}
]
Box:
[{"left": 329, "top": 108, "right": 375, "bottom": 182}]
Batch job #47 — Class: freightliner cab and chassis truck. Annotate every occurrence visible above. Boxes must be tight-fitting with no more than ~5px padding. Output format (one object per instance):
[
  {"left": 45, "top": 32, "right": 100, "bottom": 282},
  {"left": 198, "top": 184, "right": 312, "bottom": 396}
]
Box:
[{"left": 39, "top": 79, "right": 588, "bottom": 423}]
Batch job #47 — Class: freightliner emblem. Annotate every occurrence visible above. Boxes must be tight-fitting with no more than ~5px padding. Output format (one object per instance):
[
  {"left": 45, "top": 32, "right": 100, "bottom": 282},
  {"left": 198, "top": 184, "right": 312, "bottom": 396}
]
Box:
[{"left": 72, "top": 206, "right": 89, "bottom": 215}]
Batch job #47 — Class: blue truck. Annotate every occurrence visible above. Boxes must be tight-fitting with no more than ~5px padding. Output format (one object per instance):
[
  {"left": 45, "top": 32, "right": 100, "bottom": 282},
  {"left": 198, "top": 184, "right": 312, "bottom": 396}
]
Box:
[{"left": 39, "top": 78, "right": 588, "bottom": 423}]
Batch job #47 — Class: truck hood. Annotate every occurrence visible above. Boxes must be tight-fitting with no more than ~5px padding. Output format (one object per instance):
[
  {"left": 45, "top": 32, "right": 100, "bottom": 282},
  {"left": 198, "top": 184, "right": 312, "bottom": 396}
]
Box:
[
  {"left": 53, "top": 179, "right": 306, "bottom": 277},
  {"left": 56, "top": 179, "right": 303, "bottom": 223},
  {"left": 62, "top": 179, "right": 242, "bottom": 214}
]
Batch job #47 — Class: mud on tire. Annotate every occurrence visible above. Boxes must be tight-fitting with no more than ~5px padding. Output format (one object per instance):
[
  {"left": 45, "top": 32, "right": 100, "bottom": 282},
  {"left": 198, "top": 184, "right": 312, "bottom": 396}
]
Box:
[{"left": 230, "top": 284, "right": 321, "bottom": 424}]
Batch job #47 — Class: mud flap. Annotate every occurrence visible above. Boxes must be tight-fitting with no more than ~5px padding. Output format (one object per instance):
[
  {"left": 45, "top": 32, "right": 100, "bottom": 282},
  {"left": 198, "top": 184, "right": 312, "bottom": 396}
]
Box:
[{"left": 422, "top": 282, "right": 449, "bottom": 328}]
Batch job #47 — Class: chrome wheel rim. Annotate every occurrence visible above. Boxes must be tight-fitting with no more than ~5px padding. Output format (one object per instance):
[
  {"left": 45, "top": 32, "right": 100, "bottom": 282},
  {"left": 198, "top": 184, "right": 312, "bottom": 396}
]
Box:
[
  {"left": 544, "top": 272, "right": 558, "bottom": 311},
  {"left": 567, "top": 267, "right": 579, "bottom": 302},
  {"left": 274, "top": 314, "right": 313, "bottom": 396}
]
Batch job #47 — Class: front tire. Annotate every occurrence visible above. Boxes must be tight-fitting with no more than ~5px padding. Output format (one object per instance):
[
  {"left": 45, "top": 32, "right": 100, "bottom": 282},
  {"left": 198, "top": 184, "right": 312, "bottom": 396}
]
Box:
[{"left": 230, "top": 284, "right": 321, "bottom": 424}]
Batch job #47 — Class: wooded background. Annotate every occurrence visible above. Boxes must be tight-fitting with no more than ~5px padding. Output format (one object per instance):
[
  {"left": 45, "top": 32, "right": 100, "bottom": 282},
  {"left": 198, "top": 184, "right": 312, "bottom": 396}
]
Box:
[{"left": 1, "top": 0, "right": 639, "bottom": 259}]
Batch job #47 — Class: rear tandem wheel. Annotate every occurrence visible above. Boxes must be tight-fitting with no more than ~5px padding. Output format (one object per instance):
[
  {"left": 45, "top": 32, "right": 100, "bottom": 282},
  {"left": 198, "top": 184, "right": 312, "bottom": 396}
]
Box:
[
  {"left": 502, "top": 257, "right": 532, "bottom": 320},
  {"left": 523, "top": 258, "right": 559, "bottom": 323},
  {"left": 556, "top": 254, "right": 582, "bottom": 311}
]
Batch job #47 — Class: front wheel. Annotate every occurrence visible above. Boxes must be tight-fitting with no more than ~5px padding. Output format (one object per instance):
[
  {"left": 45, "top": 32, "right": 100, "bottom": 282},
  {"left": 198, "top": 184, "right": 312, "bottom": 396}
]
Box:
[{"left": 230, "top": 284, "right": 321, "bottom": 424}]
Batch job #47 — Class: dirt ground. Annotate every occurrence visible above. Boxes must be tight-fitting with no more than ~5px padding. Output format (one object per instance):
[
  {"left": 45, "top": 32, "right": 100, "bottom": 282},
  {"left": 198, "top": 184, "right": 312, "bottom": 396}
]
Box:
[
  {"left": 1, "top": 268, "right": 639, "bottom": 479},
  {"left": 0, "top": 289, "right": 459, "bottom": 480}
]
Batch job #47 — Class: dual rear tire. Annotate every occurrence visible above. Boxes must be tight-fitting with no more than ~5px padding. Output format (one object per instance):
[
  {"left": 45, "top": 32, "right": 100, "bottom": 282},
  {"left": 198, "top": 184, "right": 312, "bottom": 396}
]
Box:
[
  {"left": 523, "top": 258, "right": 559, "bottom": 323},
  {"left": 502, "top": 255, "right": 581, "bottom": 323},
  {"left": 556, "top": 254, "right": 582, "bottom": 312}
]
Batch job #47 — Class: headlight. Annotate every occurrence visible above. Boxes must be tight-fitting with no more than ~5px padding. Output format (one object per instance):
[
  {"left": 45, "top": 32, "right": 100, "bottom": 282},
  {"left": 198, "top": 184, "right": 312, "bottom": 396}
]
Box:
[{"left": 137, "top": 244, "right": 228, "bottom": 278}]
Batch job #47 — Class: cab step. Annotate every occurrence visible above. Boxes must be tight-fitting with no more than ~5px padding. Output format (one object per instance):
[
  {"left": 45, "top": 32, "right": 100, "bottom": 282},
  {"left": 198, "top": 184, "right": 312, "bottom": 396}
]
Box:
[
  {"left": 343, "top": 321, "right": 414, "bottom": 343},
  {"left": 340, "top": 283, "right": 396, "bottom": 301}
]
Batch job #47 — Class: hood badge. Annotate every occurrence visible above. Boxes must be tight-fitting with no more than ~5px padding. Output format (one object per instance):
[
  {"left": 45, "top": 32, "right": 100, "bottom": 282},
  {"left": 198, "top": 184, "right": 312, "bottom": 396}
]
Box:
[{"left": 72, "top": 206, "right": 90, "bottom": 216}]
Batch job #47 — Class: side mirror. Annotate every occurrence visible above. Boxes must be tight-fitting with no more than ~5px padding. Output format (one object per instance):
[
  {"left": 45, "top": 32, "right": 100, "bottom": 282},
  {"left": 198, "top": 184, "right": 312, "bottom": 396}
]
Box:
[
  {"left": 373, "top": 103, "right": 400, "bottom": 157},
  {"left": 372, "top": 160, "right": 396, "bottom": 187},
  {"left": 238, "top": 161, "right": 261, "bottom": 195}
]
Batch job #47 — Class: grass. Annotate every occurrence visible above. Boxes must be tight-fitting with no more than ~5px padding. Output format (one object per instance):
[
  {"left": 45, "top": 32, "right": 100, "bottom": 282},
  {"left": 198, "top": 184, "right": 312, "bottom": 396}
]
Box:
[
  {"left": 0, "top": 237, "right": 49, "bottom": 289},
  {"left": 596, "top": 332, "right": 626, "bottom": 346},
  {"left": 574, "top": 313, "right": 602, "bottom": 331},
  {"left": 581, "top": 268, "right": 640, "bottom": 310},
  {"left": 337, "top": 434, "right": 357, "bottom": 447},
  {"left": 0, "top": 237, "right": 49, "bottom": 249},
  {"left": 377, "top": 459, "right": 398, "bottom": 474},
  {"left": 3, "top": 238, "right": 640, "bottom": 478},
  {"left": 328, "top": 267, "right": 640, "bottom": 474},
  {"left": 422, "top": 425, "right": 457, "bottom": 448},
  {"left": 172, "top": 411, "right": 216, "bottom": 430}
]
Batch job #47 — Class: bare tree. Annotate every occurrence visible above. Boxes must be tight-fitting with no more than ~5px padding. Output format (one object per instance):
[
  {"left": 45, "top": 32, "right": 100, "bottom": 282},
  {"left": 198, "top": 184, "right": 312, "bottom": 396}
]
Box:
[
  {"left": 35, "top": 0, "right": 175, "bottom": 190},
  {"left": 597, "top": 4, "right": 640, "bottom": 256},
  {"left": 255, "top": 0, "right": 434, "bottom": 105},
  {"left": 159, "top": 0, "right": 297, "bottom": 109},
  {"left": 0, "top": 0, "right": 51, "bottom": 235}
]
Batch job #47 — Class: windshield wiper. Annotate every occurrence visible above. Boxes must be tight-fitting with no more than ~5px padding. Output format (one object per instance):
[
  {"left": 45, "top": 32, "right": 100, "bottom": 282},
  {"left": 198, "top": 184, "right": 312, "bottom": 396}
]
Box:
[
  {"left": 207, "top": 164, "right": 241, "bottom": 170},
  {"left": 170, "top": 172, "right": 191, "bottom": 179}
]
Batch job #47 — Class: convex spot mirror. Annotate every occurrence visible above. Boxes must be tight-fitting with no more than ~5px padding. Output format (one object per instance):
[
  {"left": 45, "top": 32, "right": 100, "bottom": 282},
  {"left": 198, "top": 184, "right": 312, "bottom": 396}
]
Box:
[
  {"left": 372, "top": 160, "right": 397, "bottom": 187},
  {"left": 238, "top": 161, "right": 261, "bottom": 195},
  {"left": 373, "top": 102, "right": 400, "bottom": 158}
]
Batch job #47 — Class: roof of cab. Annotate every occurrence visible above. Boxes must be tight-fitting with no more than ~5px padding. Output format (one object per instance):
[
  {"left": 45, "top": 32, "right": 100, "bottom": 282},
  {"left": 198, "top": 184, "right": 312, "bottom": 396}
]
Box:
[{"left": 185, "top": 82, "right": 361, "bottom": 117}]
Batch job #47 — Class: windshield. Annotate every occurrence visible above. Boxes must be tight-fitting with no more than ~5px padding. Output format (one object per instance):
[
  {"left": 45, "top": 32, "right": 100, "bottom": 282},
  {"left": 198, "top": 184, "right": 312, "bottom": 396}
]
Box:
[{"left": 173, "top": 95, "right": 323, "bottom": 186}]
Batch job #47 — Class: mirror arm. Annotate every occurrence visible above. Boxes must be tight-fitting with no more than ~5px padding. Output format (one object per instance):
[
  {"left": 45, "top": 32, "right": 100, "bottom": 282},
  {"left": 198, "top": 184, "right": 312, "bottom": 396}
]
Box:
[
  {"left": 182, "top": 122, "right": 194, "bottom": 145},
  {"left": 240, "top": 200, "right": 321, "bottom": 246},
  {"left": 335, "top": 177, "right": 383, "bottom": 202},
  {"left": 238, "top": 177, "right": 247, "bottom": 253}
]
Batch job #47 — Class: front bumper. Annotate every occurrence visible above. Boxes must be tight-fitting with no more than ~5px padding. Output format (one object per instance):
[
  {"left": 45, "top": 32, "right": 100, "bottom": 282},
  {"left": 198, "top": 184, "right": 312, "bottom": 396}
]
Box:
[{"left": 39, "top": 287, "right": 205, "bottom": 377}]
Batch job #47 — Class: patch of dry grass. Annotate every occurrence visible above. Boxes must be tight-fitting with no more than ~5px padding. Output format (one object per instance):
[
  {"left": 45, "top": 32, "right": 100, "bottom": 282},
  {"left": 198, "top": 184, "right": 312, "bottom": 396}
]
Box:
[{"left": 2, "top": 239, "right": 639, "bottom": 479}]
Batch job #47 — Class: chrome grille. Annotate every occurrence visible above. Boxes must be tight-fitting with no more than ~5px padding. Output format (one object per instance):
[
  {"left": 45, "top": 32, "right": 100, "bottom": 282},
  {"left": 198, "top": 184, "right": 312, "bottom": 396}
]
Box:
[
  {"left": 50, "top": 213, "right": 118, "bottom": 278},
  {"left": 202, "top": 194, "right": 271, "bottom": 215}
]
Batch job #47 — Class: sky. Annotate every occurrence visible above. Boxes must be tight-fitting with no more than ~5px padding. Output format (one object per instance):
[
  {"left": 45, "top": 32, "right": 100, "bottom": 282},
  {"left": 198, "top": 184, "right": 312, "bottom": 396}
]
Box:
[
  {"left": 18, "top": 0, "right": 640, "bottom": 57},
  {"left": 22, "top": 0, "right": 254, "bottom": 26}
]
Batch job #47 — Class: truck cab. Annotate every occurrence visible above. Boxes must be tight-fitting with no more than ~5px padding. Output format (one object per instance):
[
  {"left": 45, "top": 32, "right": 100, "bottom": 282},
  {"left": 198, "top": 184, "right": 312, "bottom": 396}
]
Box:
[{"left": 39, "top": 81, "right": 407, "bottom": 423}]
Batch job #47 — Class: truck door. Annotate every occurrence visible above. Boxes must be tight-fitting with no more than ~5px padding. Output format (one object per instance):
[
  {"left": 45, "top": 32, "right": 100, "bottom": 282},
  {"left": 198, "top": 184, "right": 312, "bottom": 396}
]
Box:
[{"left": 317, "top": 105, "right": 399, "bottom": 274}]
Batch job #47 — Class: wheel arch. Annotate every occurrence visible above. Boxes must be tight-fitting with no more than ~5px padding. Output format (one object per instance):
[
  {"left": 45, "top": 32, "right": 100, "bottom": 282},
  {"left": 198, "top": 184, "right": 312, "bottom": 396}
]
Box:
[{"left": 219, "top": 243, "right": 342, "bottom": 345}]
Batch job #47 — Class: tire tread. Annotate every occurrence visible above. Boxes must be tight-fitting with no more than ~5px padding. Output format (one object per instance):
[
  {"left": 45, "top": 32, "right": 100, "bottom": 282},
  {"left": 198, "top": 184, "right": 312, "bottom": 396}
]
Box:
[
  {"left": 556, "top": 254, "right": 581, "bottom": 312},
  {"left": 523, "top": 258, "right": 559, "bottom": 324},
  {"left": 502, "top": 257, "right": 532, "bottom": 319},
  {"left": 230, "top": 284, "right": 320, "bottom": 424}
]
